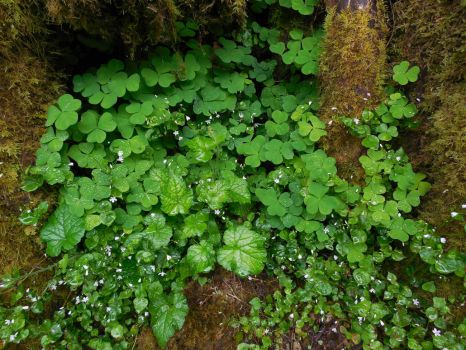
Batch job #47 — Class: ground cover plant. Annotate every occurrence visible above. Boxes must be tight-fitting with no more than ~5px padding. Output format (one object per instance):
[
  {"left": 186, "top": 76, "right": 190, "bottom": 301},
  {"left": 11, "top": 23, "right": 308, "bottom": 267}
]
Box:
[{"left": 0, "top": 1, "right": 465, "bottom": 349}]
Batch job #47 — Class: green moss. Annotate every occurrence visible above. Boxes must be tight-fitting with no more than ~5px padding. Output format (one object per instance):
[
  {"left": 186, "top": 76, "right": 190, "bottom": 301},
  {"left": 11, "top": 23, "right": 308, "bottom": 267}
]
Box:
[
  {"left": 391, "top": 0, "right": 466, "bottom": 229},
  {"left": 318, "top": 2, "right": 387, "bottom": 181},
  {"left": 390, "top": 0, "right": 465, "bottom": 321}
]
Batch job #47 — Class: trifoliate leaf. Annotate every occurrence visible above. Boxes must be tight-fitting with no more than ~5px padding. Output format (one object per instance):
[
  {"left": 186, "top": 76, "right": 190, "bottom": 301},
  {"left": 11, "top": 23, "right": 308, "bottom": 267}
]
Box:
[{"left": 46, "top": 94, "right": 81, "bottom": 130}]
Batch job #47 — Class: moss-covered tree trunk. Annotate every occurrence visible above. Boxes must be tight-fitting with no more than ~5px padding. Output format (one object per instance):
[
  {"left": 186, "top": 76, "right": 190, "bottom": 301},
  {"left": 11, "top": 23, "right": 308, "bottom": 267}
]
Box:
[{"left": 319, "top": 0, "right": 387, "bottom": 181}]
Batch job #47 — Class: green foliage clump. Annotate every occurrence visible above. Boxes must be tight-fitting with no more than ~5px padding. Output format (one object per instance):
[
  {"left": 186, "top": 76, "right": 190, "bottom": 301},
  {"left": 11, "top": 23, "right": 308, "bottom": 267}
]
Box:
[
  {"left": 0, "top": 2, "right": 464, "bottom": 349},
  {"left": 235, "top": 63, "right": 466, "bottom": 349},
  {"left": 0, "top": 8, "right": 322, "bottom": 347}
]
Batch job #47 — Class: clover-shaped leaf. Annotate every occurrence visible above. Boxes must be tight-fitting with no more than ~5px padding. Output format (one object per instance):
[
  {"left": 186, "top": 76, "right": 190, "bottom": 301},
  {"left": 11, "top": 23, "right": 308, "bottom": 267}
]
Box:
[
  {"left": 214, "top": 71, "right": 248, "bottom": 93},
  {"left": 301, "top": 150, "right": 337, "bottom": 182},
  {"left": 261, "top": 139, "right": 293, "bottom": 164},
  {"left": 73, "top": 73, "right": 100, "bottom": 98},
  {"left": 279, "top": 0, "right": 317, "bottom": 15},
  {"left": 46, "top": 94, "right": 82, "bottom": 130},
  {"left": 40, "top": 127, "right": 69, "bottom": 152},
  {"left": 265, "top": 110, "right": 290, "bottom": 137},
  {"left": 305, "top": 181, "right": 345, "bottom": 216},
  {"left": 388, "top": 93, "right": 417, "bottom": 119},
  {"left": 175, "top": 20, "right": 199, "bottom": 37},
  {"left": 78, "top": 111, "right": 117, "bottom": 143},
  {"left": 215, "top": 38, "right": 254, "bottom": 65},
  {"left": 125, "top": 101, "right": 153, "bottom": 125},
  {"left": 393, "top": 61, "right": 420, "bottom": 85},
  {"left": 175, "top": 53, "right": 201, "bottom": 81},
  {"left": 298, "top": 113, "right": 327, "bottom": 142},
  {"left": 256, "top": 188, "right": 286, "bottom": 216},
  {"left": 237, "top": 135, "right": 266, "bottom": 167},
  {"left": 141, "top": 53, "right": 177, "bottom": 88}
]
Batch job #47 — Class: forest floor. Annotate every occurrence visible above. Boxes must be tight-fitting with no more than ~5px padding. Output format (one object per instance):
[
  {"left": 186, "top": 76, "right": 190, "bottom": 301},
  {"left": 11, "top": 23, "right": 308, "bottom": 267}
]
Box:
[{"left": 0, "top": 0, "right": 464, "bottom": 349}]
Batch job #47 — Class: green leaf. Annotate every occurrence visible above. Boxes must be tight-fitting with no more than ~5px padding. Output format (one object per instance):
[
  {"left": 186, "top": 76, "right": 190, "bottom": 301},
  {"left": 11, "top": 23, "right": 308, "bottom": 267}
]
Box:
[
  {"left": 40, "top": 205, "right": 85, "bottom": 257},
  {"left": 180, "top": 212, "right": 208, "bottom": 240},
  {"left": 217, "top": 225, "right": 266, "bottom": 277},
  {"left": 393, "top": 61, "right": 420, "bottom": 85},
  {"left": 134, "top": 298, "right": 148, "bottom": 314},
  {"left": 185, "top": 241, "right": 216, "bottom": 274},
  {"left": 149, "top": 291, "right": 188, "bottom": 348},
  {"left": 160, "top": 174, "right": 193, "bottom": 216},
  {"left": 422, "top": 281, "right": 436, "bottom": 293},
  {"left": 46, "top": 94, "right": 81, "bottom": 130}
]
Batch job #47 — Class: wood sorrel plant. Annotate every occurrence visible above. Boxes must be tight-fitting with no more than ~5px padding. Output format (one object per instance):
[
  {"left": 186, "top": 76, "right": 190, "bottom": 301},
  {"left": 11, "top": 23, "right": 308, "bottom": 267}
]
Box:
[{"left": 1, "top": 2, "right": 464, "bottom": 349}]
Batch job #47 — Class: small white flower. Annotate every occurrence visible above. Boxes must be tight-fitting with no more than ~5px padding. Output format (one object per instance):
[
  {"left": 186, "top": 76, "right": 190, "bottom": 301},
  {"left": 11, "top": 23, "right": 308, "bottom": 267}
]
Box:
[
  {"left": 214, "top": 209, "right": 221, "bottom": 215},
  {"left": 173, "top": 130, "right": 179, "bottom": 136},
  {"left": 369, "top": 288, "right": 376, "bottom": 294},
  {"left": 166, "top": 255, "right": 172, "bottom": 261},
  {"left": 289, "top": 313, "right": 294, "bottom": 319},
  {"left": 432, "top": 328, "right": 441, "bottom": 337},
  {"left": 144, "top": 311, "right": 150, "bottom": 317},
  {"left": 82, "top": 296, "right": 89, "bottom": 303},
  {"left": 461, "top": 203, "right": 466, "bottom": 209},
  {"left": 22, "top": 306, "right": 29, "bottom": 310},
  {"left": 298, "top": 254, "right": 302, "bottom": 259},
  {"left": 186, "top": 116, "right": 190, "bottom": 121},
  {"left": 69, "top": 162, "right": 74, "bottom": 166},
  {"left": 264, "top": 328, "right": 270, "bottom": 334},
  {"left": 333, "top": 255, "right": 338, "bottom": 260},
  {"left": 332, "top": 327, "right": 337, "bottom": 333},
  {"left": 109, "top": 196, "right": 117, "bottom": 203},
  {"left": 413, "top": 299, "right": 420, "bottom": 306},
  {"left": 106, "top": 307, "right": 112, "bottom": 312},
  {"left": 380, "top": 320, "right": 384, "bottom": 326},
  {"left": 451, "top": 212, "right": 458, "bottom": 217},
  {"left": 274, "top": 178, "right": 279, "bottom": 184},
  {"left": 353, "top": 118, "right": 360, "bottom": 125},
  {"left": 440, "top": 237, "right": 447, "bottom": 244},
  {"left": 9, "top": 333, "right": 17, "bottom": 341},
  {"left": 159, "top": 271, "right": 166, "bottom": 277},
  {"left": 116, "top": 268, "right": 122, "bottom": 273},
  {"left": 396, "top": 156, "right": 401, "bottom": 161},
  {"left": 5, "top": 319, "right": 11, "bottom": 325},
  {"left": 50, "top": 284, "right": 57, "bottom": 291}
]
